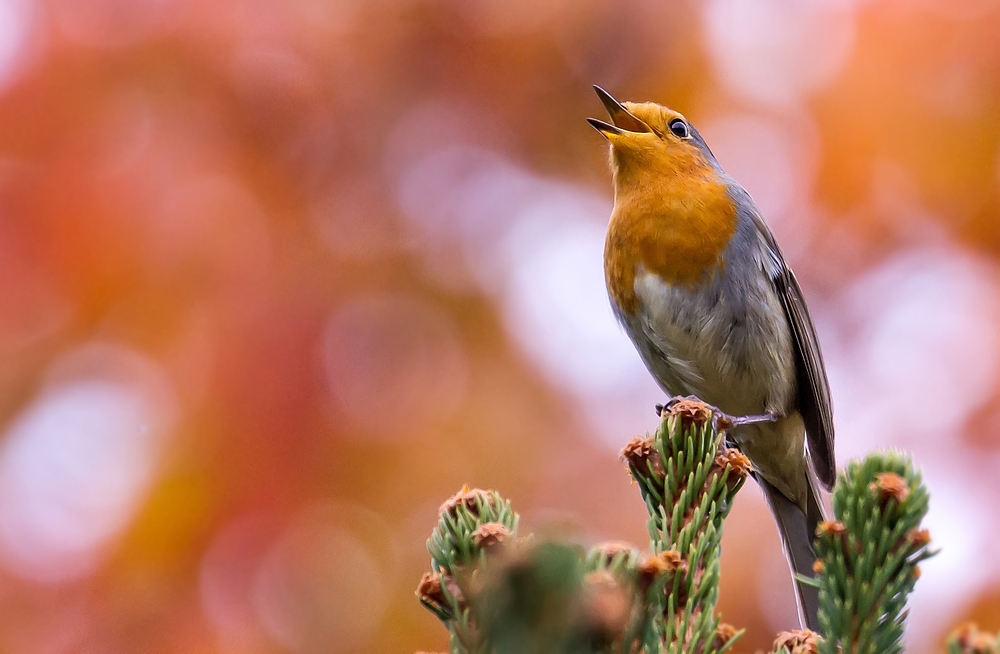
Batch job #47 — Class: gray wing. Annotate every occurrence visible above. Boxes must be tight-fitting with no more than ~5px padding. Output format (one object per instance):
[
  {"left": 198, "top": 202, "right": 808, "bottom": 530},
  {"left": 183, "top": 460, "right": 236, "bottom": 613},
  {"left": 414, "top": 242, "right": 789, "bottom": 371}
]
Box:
[{"left": 750, "top": 212, "right": 836, "bottom": 490}]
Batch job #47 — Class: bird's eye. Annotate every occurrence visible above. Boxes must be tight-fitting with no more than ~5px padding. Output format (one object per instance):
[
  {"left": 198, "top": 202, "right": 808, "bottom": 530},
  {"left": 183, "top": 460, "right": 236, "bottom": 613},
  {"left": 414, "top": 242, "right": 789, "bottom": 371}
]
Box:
[{"left": 668, "top": 119, "right": 689, "bottom": 138}]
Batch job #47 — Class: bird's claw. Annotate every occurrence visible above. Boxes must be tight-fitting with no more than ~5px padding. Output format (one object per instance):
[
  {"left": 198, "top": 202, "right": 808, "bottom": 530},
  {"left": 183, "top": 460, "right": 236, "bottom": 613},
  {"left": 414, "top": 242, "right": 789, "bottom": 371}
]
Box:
[{"left": 655, "top": 395, "right": 696, "bottom": 417}]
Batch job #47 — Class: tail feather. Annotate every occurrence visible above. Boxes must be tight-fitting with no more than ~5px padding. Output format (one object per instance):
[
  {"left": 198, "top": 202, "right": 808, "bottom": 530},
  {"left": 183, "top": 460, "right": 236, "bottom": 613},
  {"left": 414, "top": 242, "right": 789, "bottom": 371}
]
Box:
[{"left": 757, "top": 473, "right": 826, "bottom": 632}]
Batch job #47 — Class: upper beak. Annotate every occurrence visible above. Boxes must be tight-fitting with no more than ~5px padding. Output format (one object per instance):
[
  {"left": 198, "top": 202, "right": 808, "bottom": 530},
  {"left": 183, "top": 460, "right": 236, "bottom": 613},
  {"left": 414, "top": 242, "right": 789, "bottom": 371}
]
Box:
[{"left": 589, "top": 86, "right": 651, "bottom": 136}]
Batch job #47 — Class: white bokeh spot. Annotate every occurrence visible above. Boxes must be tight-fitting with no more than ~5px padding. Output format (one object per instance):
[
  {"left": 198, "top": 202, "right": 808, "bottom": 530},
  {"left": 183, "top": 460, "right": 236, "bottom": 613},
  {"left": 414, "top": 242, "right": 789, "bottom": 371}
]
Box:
[{"left": 0, "top": 344, "right": 176, "bottom": 583}]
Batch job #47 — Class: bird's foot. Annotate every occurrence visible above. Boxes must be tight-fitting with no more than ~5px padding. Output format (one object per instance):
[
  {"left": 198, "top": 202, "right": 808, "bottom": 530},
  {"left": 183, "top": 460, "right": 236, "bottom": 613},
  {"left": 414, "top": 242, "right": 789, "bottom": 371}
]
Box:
[{"left": 655, "top": 396, "right": 778, "bottom": 432}]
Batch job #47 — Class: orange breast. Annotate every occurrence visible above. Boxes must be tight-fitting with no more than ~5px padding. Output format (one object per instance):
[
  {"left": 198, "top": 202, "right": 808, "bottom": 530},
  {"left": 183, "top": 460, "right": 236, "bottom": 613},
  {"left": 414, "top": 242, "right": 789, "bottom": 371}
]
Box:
[{"left": 604, "top": 174, "right": 737, "bottom": 315}]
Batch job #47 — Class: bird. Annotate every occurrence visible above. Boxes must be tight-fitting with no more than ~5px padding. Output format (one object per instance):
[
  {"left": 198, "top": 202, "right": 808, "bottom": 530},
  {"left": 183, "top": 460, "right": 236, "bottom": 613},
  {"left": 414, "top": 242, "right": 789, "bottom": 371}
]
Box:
[{"left": 587, "top": 86, "right": 835, "bottom": 631}]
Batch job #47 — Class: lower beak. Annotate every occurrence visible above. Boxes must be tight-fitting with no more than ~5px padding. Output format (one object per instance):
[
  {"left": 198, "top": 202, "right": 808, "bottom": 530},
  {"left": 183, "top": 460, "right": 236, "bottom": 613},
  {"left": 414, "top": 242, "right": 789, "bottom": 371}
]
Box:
[{"left": 587, "top": 117, "right": 623, "bottom": 137}]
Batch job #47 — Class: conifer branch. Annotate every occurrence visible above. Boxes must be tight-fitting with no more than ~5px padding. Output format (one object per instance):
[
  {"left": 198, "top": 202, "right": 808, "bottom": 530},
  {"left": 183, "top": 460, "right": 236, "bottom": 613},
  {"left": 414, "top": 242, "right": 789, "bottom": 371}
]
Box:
[
  {"left": 813, "top": 451, "right": 935, "bottom": 654},
  {"left": 621, "top": 399, "right": 749, "bottom": 653},
  {"left": 414, "top": 401, "right": 952, "bottom": 654}
]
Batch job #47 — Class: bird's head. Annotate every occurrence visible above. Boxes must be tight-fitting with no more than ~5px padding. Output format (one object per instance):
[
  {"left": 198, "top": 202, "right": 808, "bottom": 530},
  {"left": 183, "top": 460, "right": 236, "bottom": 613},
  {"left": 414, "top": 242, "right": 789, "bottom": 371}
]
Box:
[{"left": 587, "top": 86, "right": 720, "bottom": 194}]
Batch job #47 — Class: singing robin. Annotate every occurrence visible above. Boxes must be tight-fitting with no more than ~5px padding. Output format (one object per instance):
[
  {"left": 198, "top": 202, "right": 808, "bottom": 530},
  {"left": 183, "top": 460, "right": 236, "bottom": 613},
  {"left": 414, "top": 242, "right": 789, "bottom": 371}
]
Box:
[{"left": 587, "top": 86, "right": 835, "bottom": 630}]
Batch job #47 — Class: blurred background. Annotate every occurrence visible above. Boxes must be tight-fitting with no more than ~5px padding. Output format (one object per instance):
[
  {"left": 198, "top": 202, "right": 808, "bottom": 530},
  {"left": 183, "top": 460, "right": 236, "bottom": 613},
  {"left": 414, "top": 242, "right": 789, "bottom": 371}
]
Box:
[{"left": 1, "top": 0, "right": 999, "bottom": 651}]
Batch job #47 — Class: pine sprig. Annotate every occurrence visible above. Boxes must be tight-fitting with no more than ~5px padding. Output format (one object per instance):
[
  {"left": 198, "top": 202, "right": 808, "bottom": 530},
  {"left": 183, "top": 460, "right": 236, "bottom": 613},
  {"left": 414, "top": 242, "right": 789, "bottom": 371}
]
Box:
[
  {"left": 417, "top": 486, "right": 682, "bottom": 654},
  {"left": 622, "top": 399, "right": 750, "bottom": 654},
  {"left": 428, "top": 485, "right": 519, "bottom": 573},
  {"left": 418, "top": 486, "right": 519, "bottom": 653},
  {"left": 814, "top": 450, "right": 935, "bottom": 654}
]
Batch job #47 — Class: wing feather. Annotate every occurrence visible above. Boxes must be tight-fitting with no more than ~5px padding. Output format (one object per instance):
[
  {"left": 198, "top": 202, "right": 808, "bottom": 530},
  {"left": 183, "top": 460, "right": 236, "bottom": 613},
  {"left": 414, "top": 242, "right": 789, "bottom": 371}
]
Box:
[{"left": 751, "top": 213, "right": 836, "bottom": 489}]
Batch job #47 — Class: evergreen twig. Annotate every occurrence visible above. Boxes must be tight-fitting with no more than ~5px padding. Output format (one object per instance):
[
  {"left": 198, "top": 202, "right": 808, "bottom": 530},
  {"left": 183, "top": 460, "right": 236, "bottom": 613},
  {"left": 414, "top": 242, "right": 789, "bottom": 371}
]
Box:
[
  {"left": 622, "top": 399, "right": 749, "bottom": 653},
  {"left": 814, "top": 451, "right": 935, "bottom": 654}
]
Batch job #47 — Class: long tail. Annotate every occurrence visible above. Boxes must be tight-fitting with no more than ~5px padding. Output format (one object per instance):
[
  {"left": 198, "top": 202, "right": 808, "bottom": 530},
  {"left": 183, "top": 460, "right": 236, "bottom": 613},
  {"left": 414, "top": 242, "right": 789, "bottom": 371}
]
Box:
[{"left": 757, "top": 472, "right": 826, "bottom": 632}]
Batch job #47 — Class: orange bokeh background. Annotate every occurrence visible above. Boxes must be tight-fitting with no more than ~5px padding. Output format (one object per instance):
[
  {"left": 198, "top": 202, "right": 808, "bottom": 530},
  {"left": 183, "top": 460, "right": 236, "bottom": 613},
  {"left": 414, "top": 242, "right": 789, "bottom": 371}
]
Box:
[{"left": 1, "top": 0, "right": 1000, "bottom": 652}]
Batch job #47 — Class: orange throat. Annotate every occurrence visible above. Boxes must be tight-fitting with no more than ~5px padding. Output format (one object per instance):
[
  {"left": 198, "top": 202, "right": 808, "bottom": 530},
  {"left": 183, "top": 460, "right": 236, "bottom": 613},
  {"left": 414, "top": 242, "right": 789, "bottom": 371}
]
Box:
[{"left": 604, "top": 173, "right": 737, "bottom": 316}]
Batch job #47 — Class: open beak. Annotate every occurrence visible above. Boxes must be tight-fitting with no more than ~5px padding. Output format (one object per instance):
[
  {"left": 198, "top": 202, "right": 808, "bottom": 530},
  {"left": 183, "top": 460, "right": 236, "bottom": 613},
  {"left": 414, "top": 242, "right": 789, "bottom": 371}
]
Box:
[{"left": 588, "top": 85, "right": 651, "bottom": 138}]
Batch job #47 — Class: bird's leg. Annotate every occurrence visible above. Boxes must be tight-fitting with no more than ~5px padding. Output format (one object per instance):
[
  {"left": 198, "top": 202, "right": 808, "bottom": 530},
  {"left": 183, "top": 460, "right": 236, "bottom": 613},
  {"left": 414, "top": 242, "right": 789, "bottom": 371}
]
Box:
[{"left": 723, "top": 412, "right": 779, "bottom": 427}]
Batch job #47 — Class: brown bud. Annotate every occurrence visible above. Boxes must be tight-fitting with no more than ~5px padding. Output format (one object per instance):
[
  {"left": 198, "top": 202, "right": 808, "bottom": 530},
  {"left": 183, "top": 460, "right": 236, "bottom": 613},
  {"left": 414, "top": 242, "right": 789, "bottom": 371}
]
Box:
[
  {"left": 416, "top": 571, "right": 464, "bottom": 615},
  {"left": 870, "top": 472, "right": 910, "bottom": 504},
  {"left": 950, "top": 623, "right": 998, "bottom": 654},
  {"left": 812, "top": 559, "right": 824, "bottom": 574},
  {"left": 906, "top": 527, "right": 931, "bottom": 547},
  {"left": 439, "top": 485, "right": 494, "bottom": 519},
  {"left": 713, "top": 622, "right": 740, "bottom": 649},
  {"left": 664, "top": 397, "right": 712, "bottom": 429},
  {"left": 621, "top": 436, "right": 664, "bottom": 479},
  {"left": 713, "top": 448, "right": 753, "bottom": 489},
  {"left": 657, "top": 549, "right": 683, "bottom": 570},
  {"left": 773, "top": 629, "right": 820, "bottom": 654},
  {"left": 416, "top": 571, "right": 447, "bottom": 613},
  {"left": 816, "top": 520, "right": 846, "bottom": 539},
  {"left": 637, "top": 549, "right": 684, "bottom": 592},
  {"left": 472, "top": 522, "right": 510, "bottom": 549},
  {"left": 581, "top": 571, "right": 633, "bottom": 644},
  {"left": 817, "top": 520, "right": 854, "bottom": 560}
]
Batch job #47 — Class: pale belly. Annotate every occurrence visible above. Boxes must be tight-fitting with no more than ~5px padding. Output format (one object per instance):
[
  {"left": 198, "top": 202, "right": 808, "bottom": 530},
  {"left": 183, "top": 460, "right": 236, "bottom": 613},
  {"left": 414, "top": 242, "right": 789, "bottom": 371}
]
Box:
[
  {"left": 624, "top": 269, "right": 797, "bottom": 418},
  {"left": 621, "top": 269, "right": 808, "bottom": 502}
]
